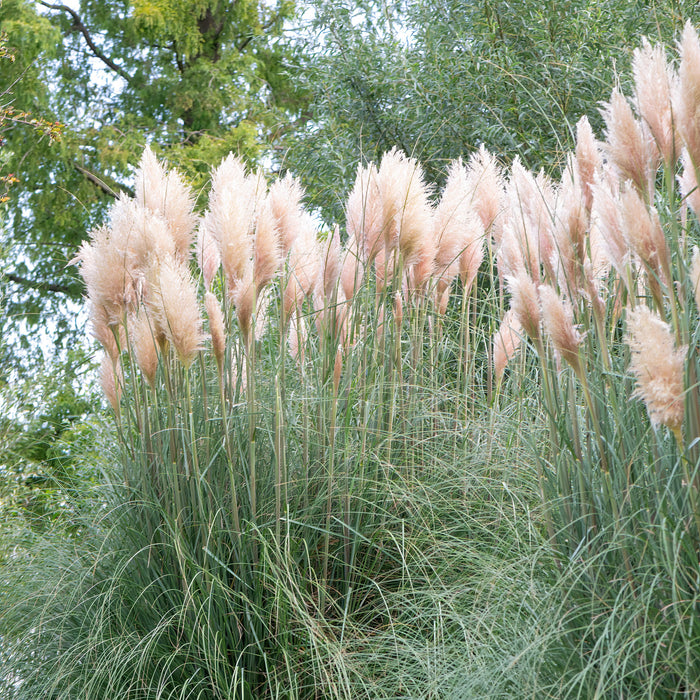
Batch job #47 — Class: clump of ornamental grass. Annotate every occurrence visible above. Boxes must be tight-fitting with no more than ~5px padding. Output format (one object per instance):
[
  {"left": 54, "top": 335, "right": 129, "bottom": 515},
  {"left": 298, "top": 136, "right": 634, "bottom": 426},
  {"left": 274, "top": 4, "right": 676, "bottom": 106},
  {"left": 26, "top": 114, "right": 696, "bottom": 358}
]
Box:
[
  {"left": 0, "top": 142, "right": 553, "bottom": 699},
  {"left": 486, "top": 24, "right": 700, "bottom": 695}
]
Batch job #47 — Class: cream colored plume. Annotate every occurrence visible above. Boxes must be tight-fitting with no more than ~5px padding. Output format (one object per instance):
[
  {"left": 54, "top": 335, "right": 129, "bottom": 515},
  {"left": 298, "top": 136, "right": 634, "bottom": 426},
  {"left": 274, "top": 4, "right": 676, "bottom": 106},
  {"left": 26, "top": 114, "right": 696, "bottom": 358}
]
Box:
[
  {"left": 626, "top": 306, "right": 686, "bottom": 433},
  {"left": 346, "top": 162, "right": 383, "bottom": 263},
  {"left": 539, "top": 284, "right": 583, "bottom": 374},
  {"left": 674, "top": 21, "right": 700, "bottom": 167},
  {"left": 493, "top": 309, "right": 523, "bottom": 383},
  {"left": 633, "top": 39, "right": 679, "bottom": 167}
]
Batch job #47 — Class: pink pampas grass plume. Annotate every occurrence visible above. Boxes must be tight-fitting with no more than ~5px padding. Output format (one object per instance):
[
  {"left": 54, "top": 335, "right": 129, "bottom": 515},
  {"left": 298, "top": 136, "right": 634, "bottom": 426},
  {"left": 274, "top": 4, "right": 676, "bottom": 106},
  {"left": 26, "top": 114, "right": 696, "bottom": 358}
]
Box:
[
  {"left": 619, "top": 185, "right": 670, "bottom": 286},
  {"left": 590, "top": 172, "right": 628, "bottom": 278},
  {"left": 254, "top": 200, "right": 281, "bottom": 293},
  {"left": 129, "top": 309, "right": 159, "bottom": 387},
  {"left": 507, "top": 270, "right": 541, "bottom": 344},
  {"left": 89, "top": 302, "right": 122, "bottom": 362},
  {"left": 601, "top": 89, "right": 659, "bottom": 197},
  {"left": 465, "top": 146, "right": 504, "bottom": 245},
  {"left": 674, "top": 21, "right": 700, "bottom": 168},
  {"left": 346, "top": 162, "right": 383, "bottom": 263},
  {"left": 134, "top": 147, "right": 198, "bottom": 261},
  {"left": 377, "top": 148, "right": 433, "bottom": 266},
  {"left": 575, "top": 116, "right": 602, "bottom": 212},
  {"left": 207, "top": 154, "right": 257, "bottom": 291},
  {"left": 99, "top": 354, "right": 122, "bottom": 413},
  {"left": 205, "top": 291, "right": 226, "bottom": 371},
  {"left": 232, "top": 265, "right": 256, "bottom": 343},
  {"left": 77, "top": 224, "right": 138, "bottom": 325},
  {"left": 283, "top": 221, "right": 322, "bottom": 321},
  {"left": 269, "top": 172, "right": 306, "bottom": 256},
  {"left": 147, "top": 256, "right": 206, "bottom": 366},
  {"left": 626, "top": 306, "right": 686, "bottom": 434},
  {"left": 196, "top": 221, "right": 221, "bottom": 290},
  {"left": 435, "top": 159, "right": 483, "bottom": 283},
  {"left": 633, "top": 39, "right": 679, "bottom": 168},
  {"left": 539, "top": 284, "right": 584, "bottom": 375},
  {"left": 493, "top": 309, "right": 523, "bottom": 383}
]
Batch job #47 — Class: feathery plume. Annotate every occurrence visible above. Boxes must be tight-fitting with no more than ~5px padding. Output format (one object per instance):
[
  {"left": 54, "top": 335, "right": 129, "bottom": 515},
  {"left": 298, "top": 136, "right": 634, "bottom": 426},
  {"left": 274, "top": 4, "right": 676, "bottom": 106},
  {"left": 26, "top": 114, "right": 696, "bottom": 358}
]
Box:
[
  {"left": 269, "top": 173, "right": 306, "bottom": 256},
  {"left": 633, "top": 39, "right": 679, "bottom": 167},
  {"left": 323, "top": 225, "right": 343, "bottom": 298},
  {"left": 147, "top": 256, "right": 206, "bottom": 366},
  {"left": 207, "top": 154, "right": 257, "bottom": 291},
  {"left": 232, "top": 265, "right": 256, "bottom": 343},
  {"left": 465, "top": 146, "right": 504, "bottom": 245},
  {"left": 196, "top": 221, "right": 221, "bottom": 290},
  {"left": 674, "top": 21, "right": 700, "bottom": 167},
  {"left": 99, "top": 354, "right": 121, "bottom": 413},
  {"left": 626, "top": 306, "right": 686, "bottom": 433},
  {"left": 254, "top": 200, "right": 281, "bottom": 293},
  {"left": 129, "top": 309, "right": 159, "bottom": 387},
  {"left": 493, "top": 309, "right": 523, "bottom": 383},
  {"left": 377, "top": 148, "right": 433, "bottom": 267},
  {"left": 575, "top": 116, "right": 602, "bottom": 212},
  {"left": 539, "top": 284, "right": 583, "bottom": 374},
  {"left": 507, "top": 270, "right": 541, "bottom": 344},
  {"left": 346, "top": 162, "right": 383, "bottom": 263},
  {"left": 601, "top": 89, "right": 659, "bottom": 197}
]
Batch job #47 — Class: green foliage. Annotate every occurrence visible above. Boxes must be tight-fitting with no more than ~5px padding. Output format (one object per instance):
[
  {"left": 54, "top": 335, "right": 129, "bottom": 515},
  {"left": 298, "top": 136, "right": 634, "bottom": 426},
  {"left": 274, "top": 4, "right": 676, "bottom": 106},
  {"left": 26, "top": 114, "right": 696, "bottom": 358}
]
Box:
[
  {"left": 0, "top": 0, "right": 307, "bottom": 338},
  {"left": 287, "top": 0, "right": 700, "bottom": 220}
]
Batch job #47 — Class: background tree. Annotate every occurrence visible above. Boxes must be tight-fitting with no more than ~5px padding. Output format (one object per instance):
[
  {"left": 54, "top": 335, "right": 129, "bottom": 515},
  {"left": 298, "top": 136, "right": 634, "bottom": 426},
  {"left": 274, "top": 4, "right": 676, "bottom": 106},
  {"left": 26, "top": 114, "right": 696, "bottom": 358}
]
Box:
[
  {"left": 0, "top": 0, "right": 308, "bottom": 350},
  {"left": 287, "top": 0, "right": 700, "bottom": 219}
]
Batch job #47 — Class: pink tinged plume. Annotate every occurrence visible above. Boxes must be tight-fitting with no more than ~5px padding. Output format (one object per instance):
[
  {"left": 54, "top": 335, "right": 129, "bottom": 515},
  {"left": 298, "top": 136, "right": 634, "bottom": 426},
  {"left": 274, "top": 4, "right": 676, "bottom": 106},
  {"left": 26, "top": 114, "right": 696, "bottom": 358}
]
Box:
[
  {"left": 435, "top": 159, "right": 482, "bottom": 281},
  {"left": 674, "top": 22, "right": 700, "bottom": 169},
  {"left": 346, "top": 162, "right": 383, "bottom": 263},
  {"left": 129, "top": 310, "right": 159, "bottom": 387},
  {"left": 493, "top": 308, "right": 523, "bottom": 383},
  {"left": 99, "top": 353, "right": 122, "bottom": 413},
  {"left": 465, "top": 146, "right": 505, "bottom": 246},
  {"left": 77, "top": 224, "right": 138, "bottom": 325},
  {"left": 590, "top": 172, "right": 629, "bottom": 279},
  {"left": 626, "top": 306, "right": 686, "bottom": 434},
  {"left": 552, "top": 157, "right": 589, "bottom": 297},
  {"left": 506, "top": 270, "right": 541, "bottom": 344},
  {"left": 539, "top": 284, "right": 584, "bottom": 375},
  {"left": 89, "top": 302, "right": 123, "bottom": 362},
  {"left": 575, "top": 116, "right": 602, "bottom": 213},
  {"left": 377, "top": 148, "right": 434, "bottom": 267},
  {"left": 147, "top": 256, "right": 206, "bottom": 367},
  {"left": 601, "top": 89, "right": 659, "bottom": 197},
  {"left": 196, "top": 221, "right": 221, "bottom": 290},
  {"left": 134, "top": 147, "right": 198, "bottom": 261},
  {"left": 253, "top": 200, "right": 282, "bottom": 293},
  {"left": 504, "top": 159, "right": 555, "bottom": 284},
  {"left": 207, "top": 154, "right": 257, "bottom": 293},
  {"left": 283, "top": 222, "right": 322, "bottom": 322},
  {"left": 619, "top": 185, "right": 670, "bottom": 286},
  {"left": 410, "top": 214, "right": 437, "bottom": 292},
  {"left": 633, "top": 39, "right": 679, "bottom": 168},
  {"left": 232, "top": 265, "right": 256, "bottom": 343},
  {"left": 268, "top": 173, "right": 306, "bottom": 257},
  {"left": 287, "top": 312, "right": 308, "bottom": 364}
]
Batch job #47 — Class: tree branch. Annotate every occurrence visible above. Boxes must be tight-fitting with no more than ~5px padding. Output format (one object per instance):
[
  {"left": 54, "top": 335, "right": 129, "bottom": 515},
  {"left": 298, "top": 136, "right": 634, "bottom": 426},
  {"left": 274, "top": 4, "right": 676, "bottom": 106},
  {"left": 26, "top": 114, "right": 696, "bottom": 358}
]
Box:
[
  {"left": 36, "top": 1, "right": 132, "bottom": 84},
  {"left": 73, "top": 163, "right": 134, "bottom": 199},
  {"left": 4, "top": 272, "right": 75, "bottom": 296}
]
